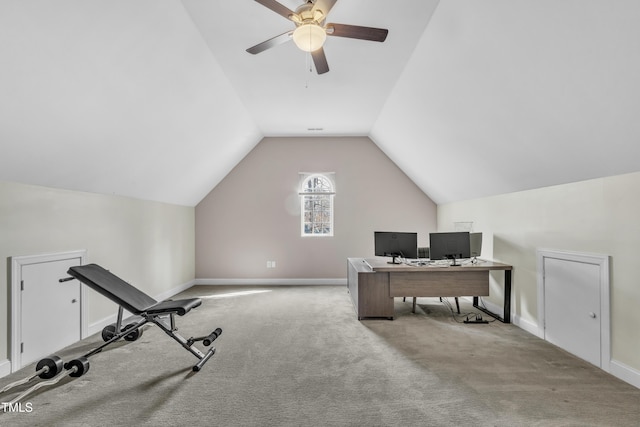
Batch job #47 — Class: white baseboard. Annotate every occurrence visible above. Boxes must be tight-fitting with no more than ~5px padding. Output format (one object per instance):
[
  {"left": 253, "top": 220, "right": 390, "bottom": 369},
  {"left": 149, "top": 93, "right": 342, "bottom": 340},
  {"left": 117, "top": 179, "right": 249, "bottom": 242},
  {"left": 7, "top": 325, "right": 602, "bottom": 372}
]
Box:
[
  {"left": 195, "top": 278, "right": 347, "bottom": 286},
  {"left": 511, "top": 320, "right": 639, "bottom": 389},
  {"left": 0, "top": 359, "right": 11, "bottom": 378},
  {"left": 88, "top": 312, "right": 134, "bottom": 337},
  {"left": 469, "top": 296, "right": 541, "bottom": 337},
  {"left": 471, "top": 298, "right": 639, "bottom": 390},
  {"left": 610, "top": 359, "right": 640, "bottom": 389},
  {"left": 155, "top": 279, "right": 195, "bottom": 302},
  {"left": 512, "top": 314, "right": 541, "bottom": 338}
]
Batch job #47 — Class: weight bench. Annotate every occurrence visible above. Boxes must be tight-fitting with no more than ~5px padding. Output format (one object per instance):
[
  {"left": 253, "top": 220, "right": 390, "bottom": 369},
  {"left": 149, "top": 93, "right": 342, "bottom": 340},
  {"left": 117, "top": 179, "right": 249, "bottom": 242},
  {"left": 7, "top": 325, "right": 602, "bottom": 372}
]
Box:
[{"left": 65, "top": 263, "right": 222, "bottom": 372}]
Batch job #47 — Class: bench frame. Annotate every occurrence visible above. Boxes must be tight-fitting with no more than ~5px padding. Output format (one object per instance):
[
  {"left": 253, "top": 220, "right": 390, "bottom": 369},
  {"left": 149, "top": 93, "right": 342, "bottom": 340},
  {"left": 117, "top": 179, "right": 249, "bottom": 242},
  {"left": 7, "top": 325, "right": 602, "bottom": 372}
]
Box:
[{"left": 66, "top": 264, "right": 221, "bottom": 372}]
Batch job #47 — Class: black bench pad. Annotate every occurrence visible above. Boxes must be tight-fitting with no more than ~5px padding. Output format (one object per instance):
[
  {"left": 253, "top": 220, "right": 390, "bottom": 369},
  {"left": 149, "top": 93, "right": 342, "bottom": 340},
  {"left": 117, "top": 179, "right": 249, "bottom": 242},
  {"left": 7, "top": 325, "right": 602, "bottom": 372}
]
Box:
[
  {"left": 146, "top": 299, "right": 202, "bottom": 316},
  {"left": 68, "top": 263, "right": 200, "bottom": 316}
]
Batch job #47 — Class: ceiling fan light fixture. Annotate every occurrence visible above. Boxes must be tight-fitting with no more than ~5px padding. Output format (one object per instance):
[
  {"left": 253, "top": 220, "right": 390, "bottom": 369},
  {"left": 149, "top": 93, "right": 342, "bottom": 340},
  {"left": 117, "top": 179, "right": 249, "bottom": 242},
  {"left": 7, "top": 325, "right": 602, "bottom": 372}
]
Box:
[{"left": 292, "top": 23, "right": 326, "bottom": 52}]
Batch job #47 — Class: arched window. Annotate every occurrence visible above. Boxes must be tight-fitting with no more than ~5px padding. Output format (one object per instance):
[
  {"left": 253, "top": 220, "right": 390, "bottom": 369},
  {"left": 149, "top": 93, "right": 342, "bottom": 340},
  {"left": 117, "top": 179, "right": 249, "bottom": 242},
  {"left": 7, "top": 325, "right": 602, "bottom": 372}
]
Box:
[{"left": 300, "top": 173, "right": 335, "bottom": 236}]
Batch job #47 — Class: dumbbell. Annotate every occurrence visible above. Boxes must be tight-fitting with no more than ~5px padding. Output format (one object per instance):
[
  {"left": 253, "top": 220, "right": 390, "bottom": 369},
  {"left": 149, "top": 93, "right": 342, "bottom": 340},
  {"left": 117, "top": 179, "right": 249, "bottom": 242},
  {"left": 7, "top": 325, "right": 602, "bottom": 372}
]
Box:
[{"left": 0, "top": 355, "right": 64, "bottom": 395}]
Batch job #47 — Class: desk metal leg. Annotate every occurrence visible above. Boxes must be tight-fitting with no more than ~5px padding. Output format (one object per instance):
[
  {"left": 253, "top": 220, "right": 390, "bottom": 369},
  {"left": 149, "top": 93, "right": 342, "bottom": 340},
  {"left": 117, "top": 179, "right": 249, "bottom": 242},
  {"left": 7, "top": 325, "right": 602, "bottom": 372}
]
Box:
[
  {"left": 503, "top": 270, "right": 512, "bottom": 323},
  {"left": 473, "top": 270, "right": 512, "bottom": 324}
]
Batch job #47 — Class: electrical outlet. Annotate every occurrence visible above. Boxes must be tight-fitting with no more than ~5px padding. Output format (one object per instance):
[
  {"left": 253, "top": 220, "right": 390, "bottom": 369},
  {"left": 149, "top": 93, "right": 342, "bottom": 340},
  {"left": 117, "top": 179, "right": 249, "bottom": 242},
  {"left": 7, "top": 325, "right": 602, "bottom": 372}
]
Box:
[{"left": 266, "top": 261, "right": 276, "bottom": 268}]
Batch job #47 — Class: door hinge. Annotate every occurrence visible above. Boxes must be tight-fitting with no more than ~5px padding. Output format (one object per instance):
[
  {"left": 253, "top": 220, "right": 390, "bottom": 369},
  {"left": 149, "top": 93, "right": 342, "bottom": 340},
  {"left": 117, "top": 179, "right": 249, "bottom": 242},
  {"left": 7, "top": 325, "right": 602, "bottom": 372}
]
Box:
[
  {"left": 21, "top": 280, "right": 24, "bottom": 291},
  {"left": 20, "top": 342, "right": 24, "bottom": 354}
]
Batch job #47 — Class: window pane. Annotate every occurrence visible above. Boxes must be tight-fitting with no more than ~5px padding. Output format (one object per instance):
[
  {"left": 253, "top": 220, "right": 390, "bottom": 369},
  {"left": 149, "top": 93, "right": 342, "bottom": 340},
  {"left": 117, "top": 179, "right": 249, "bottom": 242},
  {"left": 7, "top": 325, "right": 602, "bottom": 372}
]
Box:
[
  {"left": 302, "top": 175, "right": 333, "bottom": 193},
  {"left": 301, "top": 175, "right": 333, "bottom": 236}
]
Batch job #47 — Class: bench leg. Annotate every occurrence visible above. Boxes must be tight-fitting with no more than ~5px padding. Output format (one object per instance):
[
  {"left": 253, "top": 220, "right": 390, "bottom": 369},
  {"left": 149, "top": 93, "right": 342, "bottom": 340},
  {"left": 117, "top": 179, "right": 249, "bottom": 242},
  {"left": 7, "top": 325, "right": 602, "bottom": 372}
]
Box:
[
  {"left": 148, "top": 315, "right": 222, "bottom": 371},
  {"left": 193, "top": 347, "right": 216, "bottom": 372}
]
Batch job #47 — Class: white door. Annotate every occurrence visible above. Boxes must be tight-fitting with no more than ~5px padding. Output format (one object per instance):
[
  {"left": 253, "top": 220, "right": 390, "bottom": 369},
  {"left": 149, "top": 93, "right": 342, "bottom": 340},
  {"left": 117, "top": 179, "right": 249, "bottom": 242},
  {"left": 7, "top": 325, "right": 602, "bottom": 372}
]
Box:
[
  {"left": 543, "top": 256, "right": 601, "bottom": 367},
  {"left": 20, "top": 258, "right": 82, "bottom": 367}
]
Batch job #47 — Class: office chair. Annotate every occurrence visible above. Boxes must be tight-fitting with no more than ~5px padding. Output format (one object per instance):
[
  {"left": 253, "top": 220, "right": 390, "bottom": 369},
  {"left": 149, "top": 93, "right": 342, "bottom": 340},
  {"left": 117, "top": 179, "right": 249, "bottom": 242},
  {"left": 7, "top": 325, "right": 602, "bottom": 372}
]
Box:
[
  {"left": 404, "top": 247, "right": 460, "bottom": 314},
  {"left": 418, "top": 247, "right": 429, "bottom": 259}
]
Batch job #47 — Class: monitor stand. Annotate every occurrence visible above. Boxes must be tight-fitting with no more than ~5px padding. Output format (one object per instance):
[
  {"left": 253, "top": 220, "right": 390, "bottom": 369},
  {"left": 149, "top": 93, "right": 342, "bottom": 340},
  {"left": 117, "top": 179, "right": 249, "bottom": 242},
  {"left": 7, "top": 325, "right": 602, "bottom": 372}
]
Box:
[{"left": 387, "top": 256, "right": 402, "bottom": 265}]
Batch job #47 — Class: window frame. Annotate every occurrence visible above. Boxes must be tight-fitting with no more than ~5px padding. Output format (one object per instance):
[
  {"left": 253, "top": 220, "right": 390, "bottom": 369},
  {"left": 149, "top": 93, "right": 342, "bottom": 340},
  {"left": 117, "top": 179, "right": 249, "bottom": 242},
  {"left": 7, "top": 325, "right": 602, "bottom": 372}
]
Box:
[{"left": 299, "top": 173, "right": 335, "bottom": 237}]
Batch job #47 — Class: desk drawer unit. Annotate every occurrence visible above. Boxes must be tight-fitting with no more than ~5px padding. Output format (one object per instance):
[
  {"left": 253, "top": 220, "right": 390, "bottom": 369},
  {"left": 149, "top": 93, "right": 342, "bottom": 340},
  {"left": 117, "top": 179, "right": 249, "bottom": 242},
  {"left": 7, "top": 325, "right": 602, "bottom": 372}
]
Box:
[
  {"left": 389, "top": 270, "right": 489, "bottom": 297},
  {"left": 347, "top": 259, "right": 394, "bottom": 319}
]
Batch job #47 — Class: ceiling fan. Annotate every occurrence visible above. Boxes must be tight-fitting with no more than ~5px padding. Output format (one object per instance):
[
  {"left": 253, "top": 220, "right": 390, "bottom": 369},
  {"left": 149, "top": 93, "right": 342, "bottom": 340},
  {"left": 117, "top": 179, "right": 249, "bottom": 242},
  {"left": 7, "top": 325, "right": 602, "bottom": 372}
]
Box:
[{"left": 246, "top": 0, "right": 388, "bottom": 74}]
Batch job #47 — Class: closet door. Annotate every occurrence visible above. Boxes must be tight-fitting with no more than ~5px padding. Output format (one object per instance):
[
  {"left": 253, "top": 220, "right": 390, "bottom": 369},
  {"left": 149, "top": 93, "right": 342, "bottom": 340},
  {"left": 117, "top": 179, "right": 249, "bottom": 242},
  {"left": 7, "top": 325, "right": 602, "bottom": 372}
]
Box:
[
  {"left": 20, "top": 257, "right": 82, "bottom": 367},
  {"left": 538, "top": 249, "right": 609, "bottom": 370}
]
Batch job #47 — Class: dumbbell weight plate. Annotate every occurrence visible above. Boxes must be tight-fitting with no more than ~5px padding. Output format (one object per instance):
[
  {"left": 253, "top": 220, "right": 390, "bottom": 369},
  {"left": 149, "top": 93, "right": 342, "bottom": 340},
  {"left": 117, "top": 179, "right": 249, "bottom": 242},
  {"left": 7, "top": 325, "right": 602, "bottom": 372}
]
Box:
[
  {"left": 35, "top": 355, "right": 63, "bottom": 379},
  {"left": 101, "top": 324, "right": 117, "bottom": 342},
  {"left": 64, "top": 357, "right": 90, "bottom": 378},
  {"left": 123, "top": 323, "right": 143, "bottom": 342}
]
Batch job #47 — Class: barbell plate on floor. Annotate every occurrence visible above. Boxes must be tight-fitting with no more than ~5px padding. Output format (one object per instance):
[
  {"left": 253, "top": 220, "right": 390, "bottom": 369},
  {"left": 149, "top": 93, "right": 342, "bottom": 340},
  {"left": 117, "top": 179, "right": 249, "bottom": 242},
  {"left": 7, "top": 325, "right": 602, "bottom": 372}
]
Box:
[
  {"left": 64, "top": 357, "right": 90, "bottom": 378},
  {"left": 36, "top": 355, "right": 64, "bottom": 380},
  {"left": 8, "top": 357, "right": 90, "bottom": 404},
  {"left": 123, "top": 323, "right": 143, "bottom": 342},
  {"left": 101, "top": 324, "right": 116, "bottom": 342}
]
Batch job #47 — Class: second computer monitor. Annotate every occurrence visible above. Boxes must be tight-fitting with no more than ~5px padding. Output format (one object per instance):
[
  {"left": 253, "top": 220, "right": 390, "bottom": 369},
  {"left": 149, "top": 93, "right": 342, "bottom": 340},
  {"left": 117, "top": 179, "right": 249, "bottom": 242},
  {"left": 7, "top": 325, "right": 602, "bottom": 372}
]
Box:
[
  {"left": 470, "top": 232, "right": 482, "bottom": 258},
  {"left": 429, "top": 232, "right": 471, "bottom": 265}
]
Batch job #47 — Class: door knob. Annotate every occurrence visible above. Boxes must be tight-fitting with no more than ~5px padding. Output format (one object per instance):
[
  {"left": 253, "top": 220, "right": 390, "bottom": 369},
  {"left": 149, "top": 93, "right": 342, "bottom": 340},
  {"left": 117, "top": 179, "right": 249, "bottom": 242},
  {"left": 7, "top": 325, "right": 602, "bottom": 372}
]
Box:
[
  {"left": 71, "top": 299, "right": 77, "bottom": 304},
  {"left": 589, "top": 312, "right": 596, "bottom": 318}
]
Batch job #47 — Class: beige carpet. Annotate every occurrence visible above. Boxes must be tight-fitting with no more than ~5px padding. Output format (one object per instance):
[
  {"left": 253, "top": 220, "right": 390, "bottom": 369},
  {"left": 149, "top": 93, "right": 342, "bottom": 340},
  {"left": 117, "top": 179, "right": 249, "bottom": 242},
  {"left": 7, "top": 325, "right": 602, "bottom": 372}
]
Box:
[{"left": 1, "top": 285, "right": 639, "bottom": 426}]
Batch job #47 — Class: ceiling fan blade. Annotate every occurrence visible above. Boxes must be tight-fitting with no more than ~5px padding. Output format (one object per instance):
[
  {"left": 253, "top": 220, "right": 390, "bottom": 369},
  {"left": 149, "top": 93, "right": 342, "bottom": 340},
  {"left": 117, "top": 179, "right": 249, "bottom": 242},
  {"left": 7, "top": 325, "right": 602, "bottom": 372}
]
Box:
[
  {"left": 311, "top": 48, "right": 330, "bottom": 74},
  {"left": 254, "top": 0, "right": 296, "bottom": 20},
  {"left": 326, "top": 23, "right": 388, "bottom": 42},
  {"left": 246, "top": 31, "right": 293, "bottom": 54},
  {"left": 312, "top": 0, "right": 338, "bottom": 16}
]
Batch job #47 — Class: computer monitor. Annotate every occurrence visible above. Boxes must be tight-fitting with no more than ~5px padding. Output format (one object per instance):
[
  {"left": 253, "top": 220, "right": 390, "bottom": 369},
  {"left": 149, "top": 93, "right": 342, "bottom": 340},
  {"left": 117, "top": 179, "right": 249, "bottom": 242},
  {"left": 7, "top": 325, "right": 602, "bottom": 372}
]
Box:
[
  {"left": 374, "top": 231, "right": 418, "bottom": 264},
  {"left": 429, "top": 232, "right": 471, "bottom": 266},
  {"left": 470, "top": 232, "right": 482, "bottom": 259}
]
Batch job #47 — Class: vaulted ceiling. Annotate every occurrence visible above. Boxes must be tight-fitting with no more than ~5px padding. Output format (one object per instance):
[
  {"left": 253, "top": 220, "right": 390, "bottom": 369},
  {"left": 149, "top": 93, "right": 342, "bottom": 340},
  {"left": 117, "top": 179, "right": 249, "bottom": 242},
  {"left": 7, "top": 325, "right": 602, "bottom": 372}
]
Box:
[{"left": 1, "top": 1, "right": 639, "bottom": 206}]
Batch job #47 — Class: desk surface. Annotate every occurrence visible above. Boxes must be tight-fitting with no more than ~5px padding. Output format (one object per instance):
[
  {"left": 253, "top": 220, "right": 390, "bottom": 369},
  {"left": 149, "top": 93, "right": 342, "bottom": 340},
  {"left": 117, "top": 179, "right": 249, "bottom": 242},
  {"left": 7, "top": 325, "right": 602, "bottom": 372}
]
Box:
[{"left": 359, "top": 257, "right": 512, "bottom": 273}]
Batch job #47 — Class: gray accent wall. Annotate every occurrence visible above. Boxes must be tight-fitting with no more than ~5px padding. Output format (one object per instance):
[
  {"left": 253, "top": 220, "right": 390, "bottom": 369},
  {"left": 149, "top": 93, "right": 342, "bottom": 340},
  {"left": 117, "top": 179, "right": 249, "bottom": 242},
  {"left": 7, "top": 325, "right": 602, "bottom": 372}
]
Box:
[{"left": 195, "top": 137, "right": 437, "bottom": 280}]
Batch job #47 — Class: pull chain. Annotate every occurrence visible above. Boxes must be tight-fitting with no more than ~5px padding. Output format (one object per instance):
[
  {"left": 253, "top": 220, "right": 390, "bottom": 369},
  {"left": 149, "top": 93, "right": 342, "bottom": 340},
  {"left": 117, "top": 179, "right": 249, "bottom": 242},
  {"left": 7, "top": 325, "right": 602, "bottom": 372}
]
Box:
[{"left": 305, "top": 52, "right": 312, "bottom": 88}]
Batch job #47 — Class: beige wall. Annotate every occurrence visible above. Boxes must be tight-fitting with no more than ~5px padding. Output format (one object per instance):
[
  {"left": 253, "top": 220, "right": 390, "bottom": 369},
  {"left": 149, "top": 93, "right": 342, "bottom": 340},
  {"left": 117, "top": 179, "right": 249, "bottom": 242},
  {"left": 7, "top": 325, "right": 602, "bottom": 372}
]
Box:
[
  {"left": 0, "top": 181, "right": 195, "bottom": 363},
  {"left": 438, "top": 171, "right": 640, "bottom": 376},
  {"left": 196, "top": 137, "right": 437, "bottom": 279}
]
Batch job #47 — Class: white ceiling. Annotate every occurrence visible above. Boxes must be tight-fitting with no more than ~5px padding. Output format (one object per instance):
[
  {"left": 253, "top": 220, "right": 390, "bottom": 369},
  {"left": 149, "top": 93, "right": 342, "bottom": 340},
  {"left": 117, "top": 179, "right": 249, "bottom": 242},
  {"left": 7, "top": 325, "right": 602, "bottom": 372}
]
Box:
[
  {"left": 181, "top": 0, "right": 439, "bottom": 136},
  {"left": 1, "top": 0, "right": 640, "bottom": 206}
]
